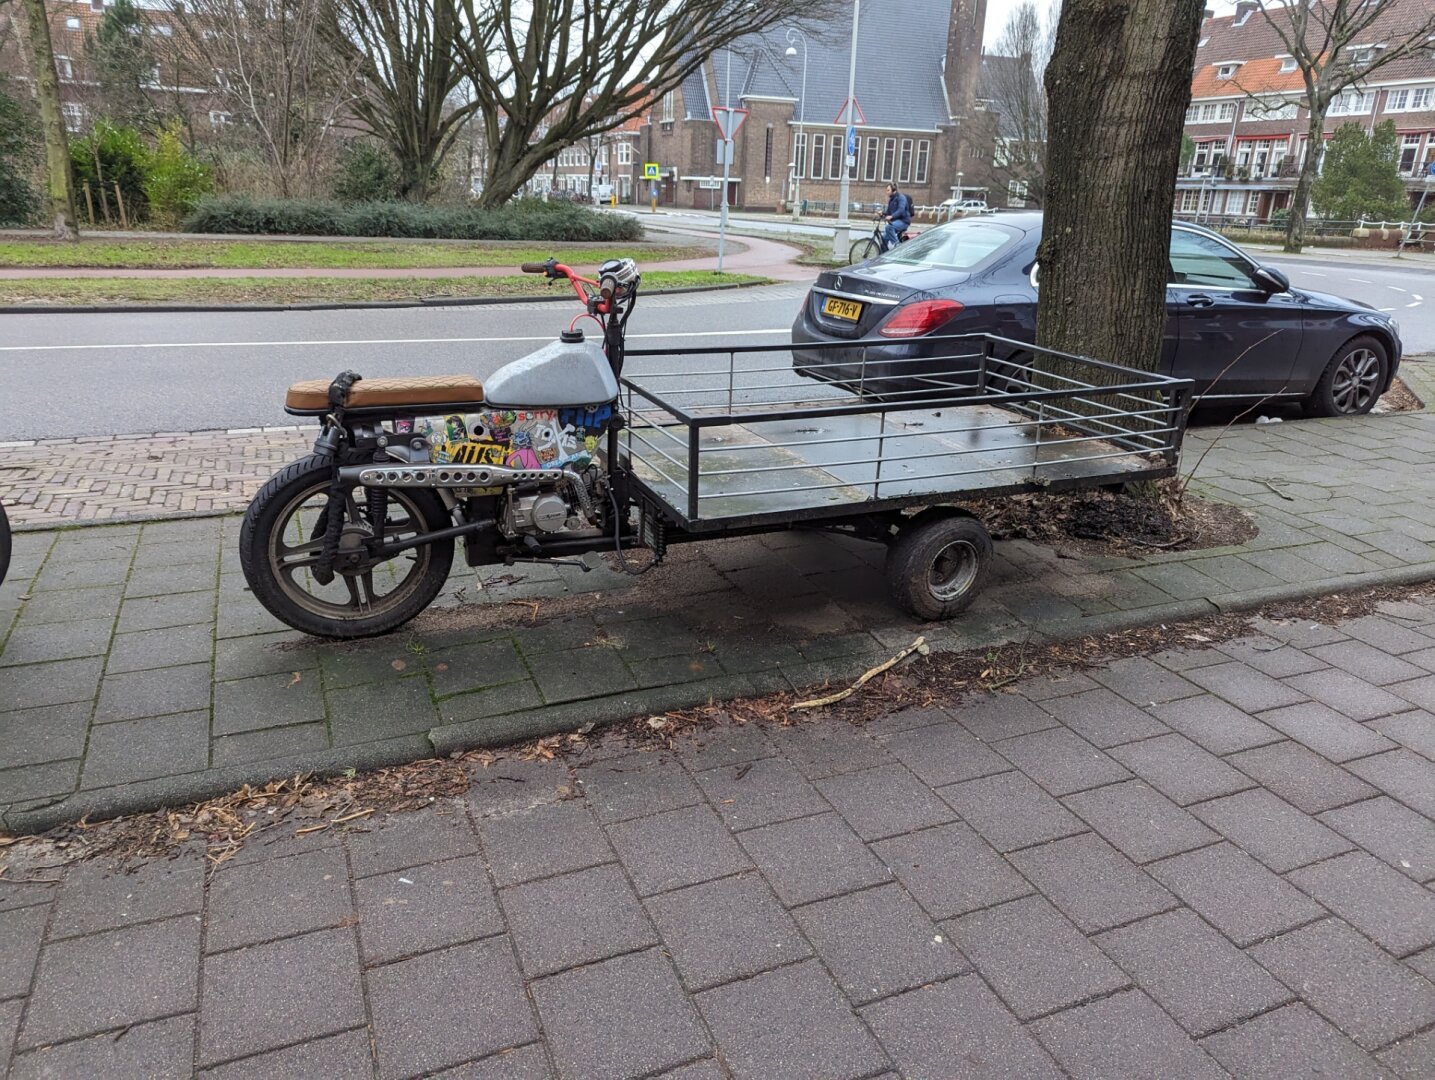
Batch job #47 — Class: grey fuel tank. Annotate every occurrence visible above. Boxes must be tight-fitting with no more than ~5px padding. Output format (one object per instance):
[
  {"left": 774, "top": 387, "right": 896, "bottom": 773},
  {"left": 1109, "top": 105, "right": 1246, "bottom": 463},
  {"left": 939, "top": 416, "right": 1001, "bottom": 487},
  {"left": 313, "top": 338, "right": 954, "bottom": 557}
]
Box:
[{"left": 483, "top": 330, "right": 619, "bottom": 408}]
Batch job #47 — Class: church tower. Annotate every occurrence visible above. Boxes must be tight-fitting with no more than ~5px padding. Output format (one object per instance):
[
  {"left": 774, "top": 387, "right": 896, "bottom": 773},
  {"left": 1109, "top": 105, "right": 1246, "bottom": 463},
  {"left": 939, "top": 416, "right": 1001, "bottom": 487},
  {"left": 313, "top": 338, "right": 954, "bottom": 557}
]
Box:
[{"left": 944, "top": 0, "right": 987, "bottom": 120}]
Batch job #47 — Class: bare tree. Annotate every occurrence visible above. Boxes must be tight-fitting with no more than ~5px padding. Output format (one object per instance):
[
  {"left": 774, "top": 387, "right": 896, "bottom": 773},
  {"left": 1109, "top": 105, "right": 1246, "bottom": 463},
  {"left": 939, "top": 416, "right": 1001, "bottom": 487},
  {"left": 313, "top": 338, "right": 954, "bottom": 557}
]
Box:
[
  {"left": 167, "top": 0, "right": 357, "bottom": 197},
  {"left": 324, "top": 0, "right": 473, "bottom": 202},
  {"left": 1254, "top": 0, "right": 1435, "bottom": 253},
  {"left": 982, "top": 0, "right": 1056, "bottom": 206},
  {"left": 1038, "top": 0, "right": 1206, "bottom": 372},
  {"left": 16, "top": 0, "right": 77, "bottom": 237},
  {"left": 456, "top": 0, "right": 836, "bottom": 208}
]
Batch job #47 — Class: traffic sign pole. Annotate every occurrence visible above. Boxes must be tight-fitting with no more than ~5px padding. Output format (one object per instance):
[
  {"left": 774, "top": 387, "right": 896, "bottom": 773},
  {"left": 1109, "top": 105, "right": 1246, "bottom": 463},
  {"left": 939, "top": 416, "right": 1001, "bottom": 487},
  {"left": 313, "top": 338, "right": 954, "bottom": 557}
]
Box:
[
  {"left": 711, "top": 100, "right": 749, "bottom": 273},
  {"left": 834, "top": 0, "right": 862, "bottom": 260}
]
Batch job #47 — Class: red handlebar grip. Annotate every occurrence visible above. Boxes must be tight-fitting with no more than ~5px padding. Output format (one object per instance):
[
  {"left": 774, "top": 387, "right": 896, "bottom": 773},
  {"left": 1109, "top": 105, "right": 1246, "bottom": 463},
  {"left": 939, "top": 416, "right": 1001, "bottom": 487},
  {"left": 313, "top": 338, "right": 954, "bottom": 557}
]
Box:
[{"left": 520, "top": 263, "right": 548, "bottom": 274}]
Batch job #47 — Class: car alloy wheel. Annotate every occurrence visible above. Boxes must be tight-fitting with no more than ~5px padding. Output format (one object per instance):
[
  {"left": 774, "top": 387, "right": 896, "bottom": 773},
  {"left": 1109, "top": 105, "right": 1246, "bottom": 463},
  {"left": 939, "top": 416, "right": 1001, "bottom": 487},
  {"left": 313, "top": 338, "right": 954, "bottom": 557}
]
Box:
[{"left": 1331, "top": 346, "right": 1382, "bottom": 414}]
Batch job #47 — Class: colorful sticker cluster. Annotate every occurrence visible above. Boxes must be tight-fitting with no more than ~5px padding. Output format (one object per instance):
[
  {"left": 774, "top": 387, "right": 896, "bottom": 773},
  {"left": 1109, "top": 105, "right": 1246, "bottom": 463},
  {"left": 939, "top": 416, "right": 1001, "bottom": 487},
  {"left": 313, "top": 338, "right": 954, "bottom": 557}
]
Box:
[{"left": 395, "top": 404, "right": 614, "bottom": 473}]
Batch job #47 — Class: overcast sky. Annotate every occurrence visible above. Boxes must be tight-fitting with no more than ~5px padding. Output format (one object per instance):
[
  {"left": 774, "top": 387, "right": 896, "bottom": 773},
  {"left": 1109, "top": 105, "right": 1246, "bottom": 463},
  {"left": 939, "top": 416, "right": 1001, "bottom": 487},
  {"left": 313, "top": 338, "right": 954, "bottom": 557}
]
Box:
[{"left": 983, "top": 0, "right": 1241, "bottom": 46}]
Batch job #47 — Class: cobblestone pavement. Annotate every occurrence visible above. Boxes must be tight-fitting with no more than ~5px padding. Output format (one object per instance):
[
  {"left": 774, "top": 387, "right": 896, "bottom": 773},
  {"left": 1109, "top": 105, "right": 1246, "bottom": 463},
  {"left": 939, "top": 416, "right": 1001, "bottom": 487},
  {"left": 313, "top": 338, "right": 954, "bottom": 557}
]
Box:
[
  {"left": 5, "top": 407, "right": 1435, "bottom": 830},
  {"left": 0, "top": 430, "right": 310, "bottom": 527},
  {"left": 6, "top": 597, "right": 1435, "bottom": 1077}
]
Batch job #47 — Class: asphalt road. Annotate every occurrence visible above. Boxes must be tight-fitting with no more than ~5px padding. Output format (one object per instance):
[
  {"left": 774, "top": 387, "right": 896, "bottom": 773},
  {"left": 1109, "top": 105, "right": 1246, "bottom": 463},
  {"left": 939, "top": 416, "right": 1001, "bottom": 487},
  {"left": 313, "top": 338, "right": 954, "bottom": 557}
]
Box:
[
  {"left": 0, "top": 286, "right": 811, "bottom": 440},
  {"left": 3, "top": 248, "right": 1433, "bottom": 442}
]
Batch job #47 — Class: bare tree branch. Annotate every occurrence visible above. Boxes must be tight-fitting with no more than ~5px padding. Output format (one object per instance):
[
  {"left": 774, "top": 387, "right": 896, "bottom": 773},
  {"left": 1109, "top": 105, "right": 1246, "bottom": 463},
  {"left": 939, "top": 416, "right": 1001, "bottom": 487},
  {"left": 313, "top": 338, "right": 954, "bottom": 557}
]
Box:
[
  {"left": 455, "top": 0, "right": 841, "bottom": 206},
  {"left": 1252, "top": 0, "right": 1435, "bottom": 251}
]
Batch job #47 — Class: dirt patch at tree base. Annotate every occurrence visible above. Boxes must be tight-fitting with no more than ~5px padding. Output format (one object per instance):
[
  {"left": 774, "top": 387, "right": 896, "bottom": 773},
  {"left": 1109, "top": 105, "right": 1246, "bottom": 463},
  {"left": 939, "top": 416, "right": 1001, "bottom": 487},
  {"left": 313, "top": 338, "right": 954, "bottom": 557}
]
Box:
[{"left": 956, "top": 486, "right": 1256, "bottom": 557}]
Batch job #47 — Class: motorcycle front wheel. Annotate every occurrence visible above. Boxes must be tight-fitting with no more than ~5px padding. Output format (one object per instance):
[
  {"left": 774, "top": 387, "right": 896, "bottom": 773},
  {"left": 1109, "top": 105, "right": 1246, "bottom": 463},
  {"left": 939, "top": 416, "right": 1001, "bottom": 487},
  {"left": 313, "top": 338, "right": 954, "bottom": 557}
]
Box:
[
  {"left": 239, "top": 454, "right": 454, "bottom": 639},
  {"left": 0, "top": 500, "right": 10, "bottom": 588}
]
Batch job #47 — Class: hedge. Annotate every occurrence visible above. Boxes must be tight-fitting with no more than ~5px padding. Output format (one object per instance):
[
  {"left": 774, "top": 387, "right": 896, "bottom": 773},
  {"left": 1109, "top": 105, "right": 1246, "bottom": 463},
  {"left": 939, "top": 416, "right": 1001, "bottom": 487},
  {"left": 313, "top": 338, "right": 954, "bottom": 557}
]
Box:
[{"left": 181, "top": 196, "right": 644, "bottom": 242}]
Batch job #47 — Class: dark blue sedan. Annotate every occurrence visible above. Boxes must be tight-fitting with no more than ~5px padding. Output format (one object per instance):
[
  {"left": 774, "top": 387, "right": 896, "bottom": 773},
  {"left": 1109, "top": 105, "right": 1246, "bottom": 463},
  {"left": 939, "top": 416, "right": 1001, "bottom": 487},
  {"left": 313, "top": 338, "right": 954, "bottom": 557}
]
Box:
[{"left": 792, "top": 212, "right": 1402, "bottom": 416}]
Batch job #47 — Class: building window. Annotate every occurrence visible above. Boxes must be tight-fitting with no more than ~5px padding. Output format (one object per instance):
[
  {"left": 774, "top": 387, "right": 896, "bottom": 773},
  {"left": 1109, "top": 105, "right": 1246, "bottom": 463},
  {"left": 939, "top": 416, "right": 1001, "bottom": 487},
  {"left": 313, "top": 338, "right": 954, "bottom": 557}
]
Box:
[
  {"left": 810, "top": 132, "right": 825, "bottom": 180},
  {"left": 1329, "top": 90, "right": 1374, "bottom": 115},
  {"left": 617, "top": 142, "right": 632, "bottom": 165},
  {"left": 54, "top": 55, "right": 73, "bottom": 80},
  {"left": 793, "top": 131, "right": 806, "bottom": 176},
  {"left": 65, "top": 16, "right": 80, "bottom": 29},
  {"left": 1245, "top": 97, "right": 1296, "bottom": 121},
  {"left": 62, "top": 102, "right": 83, "bottom": 131},
  {"left": 863, "top": 136, "right": 878, "bottom": 182},
  {"left": 763, "top": 127, "right": 772, "bottom": 178},
  {"left": 1178, "top": 190, "right": 1200, "bottom": 213},
  {"left": 881, "top": 138, "right": 895, "bottom": 182},
  {"left": 1387, "top": 87, "right": 1434, "bottom": 112},
  {"left": 914, "top": 139, "right": 930, "bottom": 184},
  {"left": 151, "top": 24, "right": 172, "bottom": 36},
  {"left": 1217, "top": 63, "right": 1238, "bottom": 79},
  {"left": 1348, "top": 46, "right": 1377, "bottom": 65},
  {"left": 1007, "top": 179, "right": 1028, "bottom": 208},
  {"left": 1279, "top": 56, "right": 1297, "bottom": 73},
  {"left": 661, "top": 91, "right": 674, "bottom": 123},
  {"left": 1186, "top": 101, "right": 1237, "bottom": 124},
  {"left": 209, "top": 110, "right": 232, "bottom": 128},
  {"left": 828, "top": 136, "right": 842, "bottom": 179},
  {"left": 897, "top": 138, "right": 913, "bottom": 183},
  {"left": 1401, "top": 134, "right": 1423, "bottom": 175}
]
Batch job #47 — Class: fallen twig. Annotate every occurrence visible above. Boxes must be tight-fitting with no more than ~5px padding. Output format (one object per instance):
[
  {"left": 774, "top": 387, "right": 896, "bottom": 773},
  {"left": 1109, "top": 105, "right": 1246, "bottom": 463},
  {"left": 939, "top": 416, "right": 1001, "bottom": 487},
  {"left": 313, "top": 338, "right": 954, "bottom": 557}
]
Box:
[{"left": 793, "top": 636, "right": 929, "bottom": 710}]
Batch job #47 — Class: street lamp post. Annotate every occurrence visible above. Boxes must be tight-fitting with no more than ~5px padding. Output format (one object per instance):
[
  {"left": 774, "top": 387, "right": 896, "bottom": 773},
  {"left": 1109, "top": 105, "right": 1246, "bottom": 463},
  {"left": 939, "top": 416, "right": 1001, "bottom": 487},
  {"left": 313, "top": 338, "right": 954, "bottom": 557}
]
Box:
[
  {"left": 785, "top": 29, "right": 808, "bottom": 222},
  {"left": 833, "top": 0, "right": 860, "bottom": 260}
]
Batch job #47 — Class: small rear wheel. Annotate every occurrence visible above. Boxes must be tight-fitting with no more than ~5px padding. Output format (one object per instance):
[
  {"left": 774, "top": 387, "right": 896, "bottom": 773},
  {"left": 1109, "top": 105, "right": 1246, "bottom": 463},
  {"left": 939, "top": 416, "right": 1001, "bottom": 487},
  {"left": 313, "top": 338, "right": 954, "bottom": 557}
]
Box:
[
  {"left": 849, "top": 236, "right": 881, "bottom": 264},
  {"left": 886, "top": 511, "right": 992, "bottom": 620}
]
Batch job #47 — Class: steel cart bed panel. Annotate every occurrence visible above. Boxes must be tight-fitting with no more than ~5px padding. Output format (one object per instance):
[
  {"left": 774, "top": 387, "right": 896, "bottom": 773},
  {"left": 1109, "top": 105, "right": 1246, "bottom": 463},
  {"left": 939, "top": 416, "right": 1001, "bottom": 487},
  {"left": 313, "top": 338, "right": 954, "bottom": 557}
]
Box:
[{"left": 618, "top": 334, "right": 1193, "bottom": 532}]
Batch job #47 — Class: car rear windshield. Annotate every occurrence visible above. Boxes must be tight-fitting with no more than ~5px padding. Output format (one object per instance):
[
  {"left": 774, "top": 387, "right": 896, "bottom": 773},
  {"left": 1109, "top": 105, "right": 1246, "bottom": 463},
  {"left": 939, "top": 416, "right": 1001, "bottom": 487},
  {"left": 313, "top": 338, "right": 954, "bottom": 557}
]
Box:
[{"left": 881, "top": 221, "right": 1018, "bottom": 271}]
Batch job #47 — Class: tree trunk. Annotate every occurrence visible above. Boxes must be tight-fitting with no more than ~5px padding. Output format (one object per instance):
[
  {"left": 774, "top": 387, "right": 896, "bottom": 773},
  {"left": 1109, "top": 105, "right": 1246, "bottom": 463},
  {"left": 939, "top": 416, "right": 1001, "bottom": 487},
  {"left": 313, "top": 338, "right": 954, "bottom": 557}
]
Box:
[
  {"left": 1037, "top": 0, "right": 1205, "bottom": 374},
  {"left": 18, "top": 0, "right": 78, "bottom": 240},
  {"left": 1284, "top": 109, "right": 1327, "bottom": 254}
]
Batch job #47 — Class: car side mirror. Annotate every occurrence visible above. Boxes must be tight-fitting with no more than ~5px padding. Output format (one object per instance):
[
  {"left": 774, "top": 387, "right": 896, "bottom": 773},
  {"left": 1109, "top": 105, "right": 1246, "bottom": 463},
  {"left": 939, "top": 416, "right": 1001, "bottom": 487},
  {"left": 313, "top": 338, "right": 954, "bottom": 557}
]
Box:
[{"left": 1253, "top": 266, "right": 1290, "bottom": 293}]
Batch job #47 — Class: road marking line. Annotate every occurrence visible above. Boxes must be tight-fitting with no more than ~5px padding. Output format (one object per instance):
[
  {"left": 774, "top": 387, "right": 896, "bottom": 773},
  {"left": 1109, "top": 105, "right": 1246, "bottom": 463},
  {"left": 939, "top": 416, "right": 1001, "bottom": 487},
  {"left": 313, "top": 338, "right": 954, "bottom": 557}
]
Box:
[
  {"left": 1414, "top": 294, "right": 1424, "bottom": 301},
  {"left": 1380, "top": 307, "right": 1398, "bottom": 312},
  {"left": 1351, "top": 277, "right": 1372, "bottom": 283},
  {"left": 1390, "top": 286, "right": 1408, "bottom": 293},
  {"left": 1408, "top": 301, "right": 1422, "bottom": 308},
  {"left": 1303, "top": 271, "right": 1327, "bottom": 277},
  {"left": 0, "top": 329, "right": 794, "bottom": 354}
]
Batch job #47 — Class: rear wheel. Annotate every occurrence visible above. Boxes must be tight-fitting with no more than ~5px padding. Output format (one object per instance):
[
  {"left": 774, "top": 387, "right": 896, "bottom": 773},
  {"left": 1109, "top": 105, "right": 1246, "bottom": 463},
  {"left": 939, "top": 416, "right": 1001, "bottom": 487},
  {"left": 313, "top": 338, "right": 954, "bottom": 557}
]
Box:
[
  {"left": 886, "top": 511, "right": 993, "bottom": 620},
  {"left": 1303, "top": 335, "right": 1387, "bottom": 418},
  {"left": 239, "top": 455, "right": 453, "bottom": 639},
  {"left": 849, "top": 236, "right": 881, "bottom": 264}
]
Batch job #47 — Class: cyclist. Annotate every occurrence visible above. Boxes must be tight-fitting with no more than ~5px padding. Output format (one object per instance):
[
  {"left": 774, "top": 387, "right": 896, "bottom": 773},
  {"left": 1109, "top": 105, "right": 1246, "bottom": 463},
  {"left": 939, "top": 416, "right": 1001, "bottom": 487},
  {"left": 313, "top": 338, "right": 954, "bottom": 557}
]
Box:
[{"left": 881, "top": 182, "right": 913, "bottom": 251}]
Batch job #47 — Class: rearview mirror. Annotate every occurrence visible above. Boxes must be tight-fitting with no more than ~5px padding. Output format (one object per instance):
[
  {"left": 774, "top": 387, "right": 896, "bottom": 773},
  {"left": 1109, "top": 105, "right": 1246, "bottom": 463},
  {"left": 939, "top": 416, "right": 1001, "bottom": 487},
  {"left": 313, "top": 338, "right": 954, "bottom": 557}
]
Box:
[{"left": 1253, "top": 266, "right": 1290, "bottom": 293}]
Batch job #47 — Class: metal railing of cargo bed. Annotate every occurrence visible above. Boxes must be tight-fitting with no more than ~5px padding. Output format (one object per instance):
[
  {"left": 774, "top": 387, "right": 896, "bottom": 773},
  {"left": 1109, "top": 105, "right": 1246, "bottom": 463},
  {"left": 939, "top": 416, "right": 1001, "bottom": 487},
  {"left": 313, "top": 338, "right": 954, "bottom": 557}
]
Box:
[{"left": 618, "top": 333, "right": 1194, "bottom": 527}]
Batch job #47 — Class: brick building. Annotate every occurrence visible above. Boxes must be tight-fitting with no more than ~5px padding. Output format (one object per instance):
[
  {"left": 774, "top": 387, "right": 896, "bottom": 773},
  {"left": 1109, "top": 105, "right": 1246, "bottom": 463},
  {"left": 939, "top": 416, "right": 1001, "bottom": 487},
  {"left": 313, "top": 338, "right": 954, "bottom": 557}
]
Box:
[
  {"left": 1178, "top": 0, "right": 1435, "bottom": 223},
  {"left": 0, "top": 0, "right": 221, "bottom": 134},
  {"left": 631, "top": 0, "right": 1006, "bottom": 212}
]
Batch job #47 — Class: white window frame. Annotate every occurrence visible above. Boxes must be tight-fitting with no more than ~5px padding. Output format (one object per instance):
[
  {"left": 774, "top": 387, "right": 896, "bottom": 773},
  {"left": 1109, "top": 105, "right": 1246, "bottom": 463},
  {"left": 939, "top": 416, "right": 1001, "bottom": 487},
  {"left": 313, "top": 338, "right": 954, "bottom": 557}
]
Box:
[
  {"left": 914, "top": 139, "right": 930, "bottom": 185},
  {"left": 65, "top": 16, "right": 80, "bottom": 29},
  {"left": 1007, "top": 179, "right": 1029, "bottom": 208},
  {"left": 1217, "top": 63, "right": 1238, "bottom": 79},
  {"left": 897, "top": 138, "right": 913, "bottom": 184},
  {"left": 793, "top": 131, "right": 806, "bottom": 176},
  {"left": 1279, "top": 56, "right": 1297, "bottom": 73},
  {"left": 61, "top": 101, "right": 83, "bottom": 131},
  {"left": 880, "top": 137, "right": 895, "bottom": 182},
  {"left": 1401, "top": 134, "right": 1423, "bottom": 175},
  {"left": 54, "top": 55, "right": 73, "bottom": 80},
  {"left": 617, "top": 142, "right": 632, "bottom": 166},
  {"left": 863, "top": 135, "right": 878, "bottom": 182},
  {"left": 1329, "top": 90, "right": 1374, "bottom": 116},
  {"left": 661, "top": 91, "right": 674, "bottom": 123},
  {"left": 810, "top": 132, "right": 825, "bottom": 180},
  {"left": 828, "top": 135, "right": 842, "bottom": 180},
  {"left": 209, "top": 110, "right": 232, "bottom": 128}
]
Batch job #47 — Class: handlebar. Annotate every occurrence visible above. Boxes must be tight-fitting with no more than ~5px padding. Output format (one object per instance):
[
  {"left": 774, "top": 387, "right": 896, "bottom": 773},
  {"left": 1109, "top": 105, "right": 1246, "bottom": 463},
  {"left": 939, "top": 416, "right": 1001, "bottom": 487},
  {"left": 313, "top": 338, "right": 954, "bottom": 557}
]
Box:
[{"left": 520, "top": 262, "right": 548, "bottom": 274}]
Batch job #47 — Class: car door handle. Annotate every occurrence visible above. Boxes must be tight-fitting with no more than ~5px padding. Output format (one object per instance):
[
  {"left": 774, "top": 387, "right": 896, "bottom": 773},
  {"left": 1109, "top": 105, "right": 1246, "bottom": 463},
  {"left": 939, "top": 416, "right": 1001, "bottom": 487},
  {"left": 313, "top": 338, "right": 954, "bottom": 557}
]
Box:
[{"left": 1186, "top": 294, "right": 1215, "bottom": 308}]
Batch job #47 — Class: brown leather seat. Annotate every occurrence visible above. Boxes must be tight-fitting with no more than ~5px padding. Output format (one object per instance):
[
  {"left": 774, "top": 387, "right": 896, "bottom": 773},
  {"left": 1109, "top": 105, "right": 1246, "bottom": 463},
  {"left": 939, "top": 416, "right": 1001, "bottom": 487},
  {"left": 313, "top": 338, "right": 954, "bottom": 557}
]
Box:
[{"left": 285, "top": 375, "right": 484, "bottom": 412}]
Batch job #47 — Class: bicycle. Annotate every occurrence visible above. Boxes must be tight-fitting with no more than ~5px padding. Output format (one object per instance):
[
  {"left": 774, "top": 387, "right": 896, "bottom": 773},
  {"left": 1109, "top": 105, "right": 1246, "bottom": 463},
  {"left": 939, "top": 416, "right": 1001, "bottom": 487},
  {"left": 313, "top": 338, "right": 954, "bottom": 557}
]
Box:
[{"left": 849, "top": 214, "right": 912, "bottom": 264}]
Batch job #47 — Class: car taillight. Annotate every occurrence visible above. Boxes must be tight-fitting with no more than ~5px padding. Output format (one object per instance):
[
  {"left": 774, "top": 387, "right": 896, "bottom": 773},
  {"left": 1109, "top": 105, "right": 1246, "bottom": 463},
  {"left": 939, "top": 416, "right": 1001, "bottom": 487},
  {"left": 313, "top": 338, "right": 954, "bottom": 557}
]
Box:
[{"left": 878, "top": 299, "right": 964, "bottom": 338}]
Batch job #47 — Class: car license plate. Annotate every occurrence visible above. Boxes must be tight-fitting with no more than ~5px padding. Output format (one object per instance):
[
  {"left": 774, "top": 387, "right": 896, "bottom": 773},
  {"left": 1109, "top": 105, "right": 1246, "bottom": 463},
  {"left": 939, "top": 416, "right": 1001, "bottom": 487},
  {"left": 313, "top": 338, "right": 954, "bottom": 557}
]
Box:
[{"left": 822, "top": 296, "right": 863, "bottom": 322}]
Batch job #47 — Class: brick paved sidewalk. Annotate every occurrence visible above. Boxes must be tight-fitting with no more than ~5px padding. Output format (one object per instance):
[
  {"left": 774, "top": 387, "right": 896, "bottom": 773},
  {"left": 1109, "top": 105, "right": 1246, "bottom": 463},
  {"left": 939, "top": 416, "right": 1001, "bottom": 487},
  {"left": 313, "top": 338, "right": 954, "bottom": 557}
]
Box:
[
  {"left": 5, "top": 597, "right": 1435, "bottom": 1078},
  {"left": 6, "top": 407, "right": 1435, "bottom": 830}
]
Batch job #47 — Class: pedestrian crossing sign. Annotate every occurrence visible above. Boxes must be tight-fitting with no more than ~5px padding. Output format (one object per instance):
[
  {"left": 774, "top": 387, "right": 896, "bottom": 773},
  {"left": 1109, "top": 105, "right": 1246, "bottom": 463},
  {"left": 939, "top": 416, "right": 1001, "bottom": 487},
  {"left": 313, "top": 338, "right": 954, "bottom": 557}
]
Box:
[{"left": 643, "top": 162, "right": 660, "bottom": 179}]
